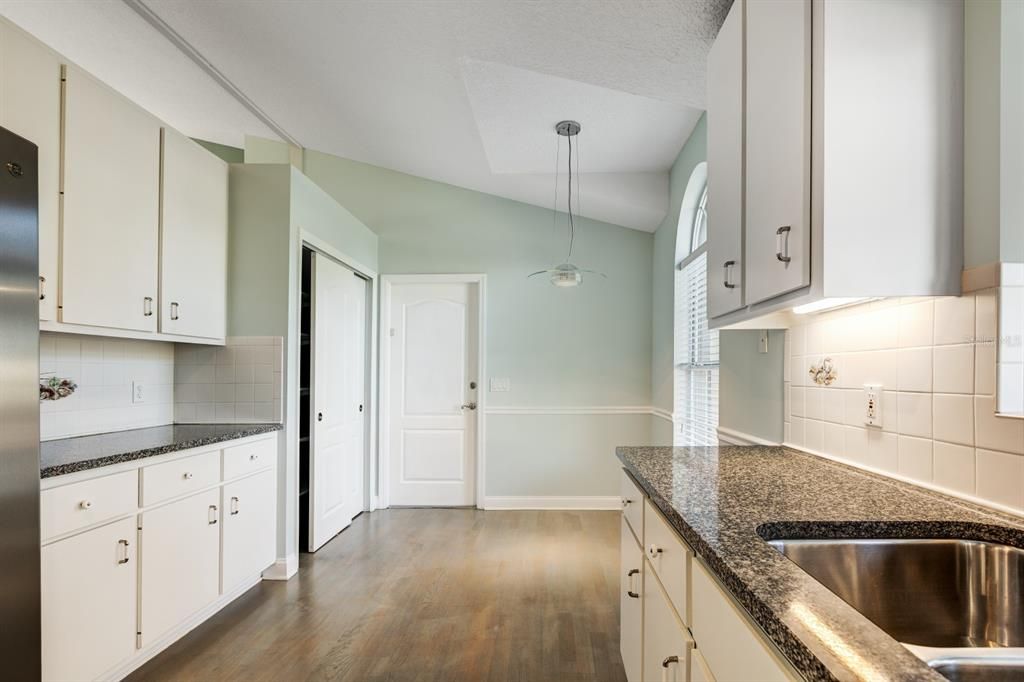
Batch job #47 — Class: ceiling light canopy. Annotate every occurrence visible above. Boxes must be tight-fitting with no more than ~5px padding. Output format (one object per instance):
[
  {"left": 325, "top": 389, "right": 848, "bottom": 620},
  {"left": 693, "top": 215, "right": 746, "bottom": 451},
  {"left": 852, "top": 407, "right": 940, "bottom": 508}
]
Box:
[{"left": 528, "top": 120, "right": 606, "bottom": 288}]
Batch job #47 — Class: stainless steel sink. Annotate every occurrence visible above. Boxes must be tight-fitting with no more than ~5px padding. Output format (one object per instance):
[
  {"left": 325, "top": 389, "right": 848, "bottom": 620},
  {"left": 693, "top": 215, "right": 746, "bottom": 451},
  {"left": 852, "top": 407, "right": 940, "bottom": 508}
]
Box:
[
  {"left": 928, "top": 657, "right": 1024, "bottom": 682},
  {"left": 767, "top": 538, "right": 1024, "bottom": 648}
]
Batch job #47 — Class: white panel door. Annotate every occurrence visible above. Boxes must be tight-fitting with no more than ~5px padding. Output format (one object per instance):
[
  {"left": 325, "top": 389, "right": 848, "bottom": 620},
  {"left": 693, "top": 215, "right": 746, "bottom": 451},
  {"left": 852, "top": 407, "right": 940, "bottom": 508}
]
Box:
[
  {"left": 222, "top": 470, "right": 277, "bottom": 592},
  {"left": 706, "top": 0, "right": 745, "bottom": 318},
  {"left": 310, "top": 253, "right": 366, "bottom": 551},
  {"left": 41, "top": 517, "right": 136, "bottom": 682},
  {"left": 140, "top": 489, "right": 220, "bottom": 646},
  {"left": 160, "top": 127, "right": 228, "bottom": 339},
  {"left": 62, "top": 65, "right": 160, "bottom": 331},
  {"left": 744, "top": 0, "right": 811, "bottom": 305},
  {"left": 388, "top": 281, "right": 478, "bottom": 506},
  {"left": 0, "top": 21, "right": 61, "bottom": 321}
]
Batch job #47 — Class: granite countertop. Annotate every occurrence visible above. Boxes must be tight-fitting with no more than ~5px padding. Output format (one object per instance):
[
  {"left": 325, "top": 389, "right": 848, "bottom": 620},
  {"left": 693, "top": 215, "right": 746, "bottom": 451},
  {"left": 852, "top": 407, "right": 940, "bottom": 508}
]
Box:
[
  {"left": 616, "top": 445, "right": 1024, "bottom": 682},
  {"left": 41, "top": 423, "right": 282, "bottom": 479}
]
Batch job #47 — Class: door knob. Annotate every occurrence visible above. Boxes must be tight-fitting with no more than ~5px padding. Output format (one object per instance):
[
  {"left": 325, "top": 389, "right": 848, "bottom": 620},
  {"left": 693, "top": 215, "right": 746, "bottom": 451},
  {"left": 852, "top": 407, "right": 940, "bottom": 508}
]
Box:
[{"left": 460, "top": 402, "right": 477, "bottom": 411}]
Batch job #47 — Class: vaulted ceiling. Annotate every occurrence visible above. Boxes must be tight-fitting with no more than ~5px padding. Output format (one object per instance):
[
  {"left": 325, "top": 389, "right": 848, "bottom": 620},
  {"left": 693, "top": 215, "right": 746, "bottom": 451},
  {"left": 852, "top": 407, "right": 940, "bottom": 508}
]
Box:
[{"left": 0, "top": 0, "right": 729, "bottom": 231}]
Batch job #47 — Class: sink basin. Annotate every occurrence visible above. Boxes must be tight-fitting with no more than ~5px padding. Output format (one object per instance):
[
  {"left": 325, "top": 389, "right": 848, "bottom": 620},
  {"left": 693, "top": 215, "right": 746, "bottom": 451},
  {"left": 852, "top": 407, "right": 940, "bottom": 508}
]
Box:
[
  {"left": 929, "top": 657, "right": 1024, "bottom": 682},
  {"left": 767, "top": 538, "right": 1024, "bottom": 648}
]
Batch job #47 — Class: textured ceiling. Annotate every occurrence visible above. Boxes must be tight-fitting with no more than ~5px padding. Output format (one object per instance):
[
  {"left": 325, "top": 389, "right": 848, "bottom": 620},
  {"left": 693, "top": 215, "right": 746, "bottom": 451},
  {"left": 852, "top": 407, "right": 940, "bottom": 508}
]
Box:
[{"left": 0, "top": 0, "right": 730, "bottom": 231}]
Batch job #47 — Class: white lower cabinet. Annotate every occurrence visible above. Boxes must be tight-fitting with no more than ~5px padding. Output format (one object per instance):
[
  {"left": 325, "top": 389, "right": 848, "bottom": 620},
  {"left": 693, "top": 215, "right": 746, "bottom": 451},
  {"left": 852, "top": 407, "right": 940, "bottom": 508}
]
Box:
[
  {"left": 222, "top": 470, "right": 277, "bottom": 593},
  {"left": 643, "top": 570, "right": 692, "bottom": 682},
  {"left": 41, "top": 517, "right": 137, "bottom": 682},
  {"left": 620, "top": 519, "right": 644, "bottom": 682},
  {"left": 140, "top": 487, "right": 221, "bottom": 646}
]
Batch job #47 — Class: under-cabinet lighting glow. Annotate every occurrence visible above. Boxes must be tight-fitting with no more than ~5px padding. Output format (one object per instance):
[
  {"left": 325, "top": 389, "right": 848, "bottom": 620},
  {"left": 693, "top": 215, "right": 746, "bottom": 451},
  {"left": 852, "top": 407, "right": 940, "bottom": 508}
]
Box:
[{"left": 792, "top": 298, "right": 876, "bottom": 315}]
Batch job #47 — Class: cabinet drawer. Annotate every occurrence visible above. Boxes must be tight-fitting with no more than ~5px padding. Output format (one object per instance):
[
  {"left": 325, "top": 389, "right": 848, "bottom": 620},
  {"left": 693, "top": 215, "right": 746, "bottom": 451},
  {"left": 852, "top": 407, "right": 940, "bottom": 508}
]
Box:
[
  {"left": 692, "top": 560, "right": 796, "bottom": 682},
  {"left": 620, "top": 469, "right": 644, "bottom": 542},
  {"left": 643, "top": 562, "right": 693, "bottom": 682},
  {"left": 41, "top": 470, "right": 138, "bottom": 541},
  {"left": 141, "top": 450, "right": 220, "bottom": 506},
  {"left": 644, "top": 499, "right": 693, "bottom": 625},
  {"left": 223, "top": 437, "right": 275, "bottom": 480}
]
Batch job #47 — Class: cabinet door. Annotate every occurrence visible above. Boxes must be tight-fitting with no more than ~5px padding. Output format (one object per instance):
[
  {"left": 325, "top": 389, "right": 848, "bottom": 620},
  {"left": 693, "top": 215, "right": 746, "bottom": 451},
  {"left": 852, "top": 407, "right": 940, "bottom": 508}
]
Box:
[
  {"left": 62, "top": 65, "right": 160, "bottom": 331},
  {"left": 140, "top": 488, "right": 220, "bottom": 646},
  {"left": 706, "top": 0, "right": 745, "bottom": 318},
  {"left": 222, "top": 470, "right": 276, "bottom": 592},
  {"left": 0, "top": 21, "right": 61, "bottom": 320},
  {"left": 744, "top": 0, "right": 811, "bottom": 305},
  {"left": 42, "top": 517, "right": 137, "bottom": 682},
  {"left": 620, "top": 519, "right": 643, "bottom": 682},
  {"left": 160, "top": 128, "right": 228, "bottom": 339},
  {"left": 643, "top": 565, "right": 692, "bottom": 682}
]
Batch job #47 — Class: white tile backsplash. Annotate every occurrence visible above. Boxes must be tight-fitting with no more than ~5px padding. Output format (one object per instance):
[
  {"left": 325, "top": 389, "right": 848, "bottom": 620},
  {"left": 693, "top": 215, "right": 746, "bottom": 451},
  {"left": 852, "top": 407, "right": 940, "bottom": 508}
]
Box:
[
  {"left": 174, "top": 337, "right": 283, "bottom": 424},
  {"left": 784, "top": 290, "right": 1024, "bottom": 514},
  {"left": 40, "top": 333, "right": 175, "bottom": 440}
]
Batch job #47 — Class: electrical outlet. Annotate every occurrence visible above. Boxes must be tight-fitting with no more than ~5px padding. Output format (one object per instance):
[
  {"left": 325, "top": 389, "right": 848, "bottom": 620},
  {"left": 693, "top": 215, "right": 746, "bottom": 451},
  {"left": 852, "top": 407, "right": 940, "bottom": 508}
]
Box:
[
  {"left": 864, "top": 384, "right": 882, "bottom": 427},
  {"left": 132, "top": 381, "right": 146, "bottom": 404},
  {"left": 489, "top": 377, "right": 510, "bottom": 393}
]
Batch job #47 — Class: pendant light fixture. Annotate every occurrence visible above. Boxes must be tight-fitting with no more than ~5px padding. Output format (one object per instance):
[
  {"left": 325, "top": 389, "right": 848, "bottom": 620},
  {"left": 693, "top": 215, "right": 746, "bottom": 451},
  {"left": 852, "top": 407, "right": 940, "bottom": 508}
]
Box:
[{"left": 528, "top": 120, "right": 606, "bottom": 288}]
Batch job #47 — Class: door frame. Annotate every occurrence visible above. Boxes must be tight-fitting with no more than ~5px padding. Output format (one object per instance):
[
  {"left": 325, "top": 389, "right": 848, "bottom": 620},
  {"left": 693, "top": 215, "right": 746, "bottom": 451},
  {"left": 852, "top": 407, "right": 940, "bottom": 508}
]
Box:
[
  {"left": 379, "top": 274, "right": 487, "bottom": 510},
  {"left": 298, "top": 231, "right": 379, "bottom": 519}
]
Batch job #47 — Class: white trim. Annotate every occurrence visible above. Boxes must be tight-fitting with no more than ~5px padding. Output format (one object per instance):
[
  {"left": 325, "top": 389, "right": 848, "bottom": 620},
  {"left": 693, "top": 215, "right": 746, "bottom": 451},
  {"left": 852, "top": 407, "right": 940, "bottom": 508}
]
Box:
[
  {"left": 379, "top": 274, "right": 487, "bottom": 510},
  {"left": 262, "top": 553, "right": 299, "bottom": 581},
  {"left": 482, "top": 495, "right": 621, "bottom": 511},
  {"left": 40, "top": 320, "right": 224, "bottom": 345},
  {"left": 301, "top": 232, "right": 378, "bottom": 279},
  {"left": 651, "top": 408, "right": 674, "bottom": 423},
  {"left": 717, "top": 427, "right": 780, "bottom": 447},
  {"left": 101, "top": 572, "right": 263, "bottom": 681},
  {"left": 784, "top": 442, "right": 1024, "bottom": 519},
  {"left": 487, "top": 406, "right": 655, "bottom": 416}
]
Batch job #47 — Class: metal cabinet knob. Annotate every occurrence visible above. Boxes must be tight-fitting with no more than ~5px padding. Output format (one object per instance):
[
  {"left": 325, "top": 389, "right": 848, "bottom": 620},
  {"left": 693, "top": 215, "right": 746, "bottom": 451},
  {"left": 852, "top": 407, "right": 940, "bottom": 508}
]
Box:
[
  {"left": 648, "top": 545, "right": 664, "bottom": 559},
  {"left": 183, "top": 472, "right": 194, "bottom": 480},
  {"left": 249, "top": 454, "right": 258, "bottom": 461},
  {"left": 317, "top": 412, "right": 323, "bottom": 422},
  {"left": 460, "top": 402, "right": 477, "bottom": 411},
  {"left": 79, "top": 500, "right": 92, "bottom": 510}
]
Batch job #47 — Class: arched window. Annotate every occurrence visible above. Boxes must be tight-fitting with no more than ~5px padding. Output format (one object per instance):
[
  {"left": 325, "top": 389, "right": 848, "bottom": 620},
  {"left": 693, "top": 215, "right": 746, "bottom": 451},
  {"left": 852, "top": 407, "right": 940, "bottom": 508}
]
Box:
[{"left": 673, "top": 163, "right": 719, "bottom": 445}]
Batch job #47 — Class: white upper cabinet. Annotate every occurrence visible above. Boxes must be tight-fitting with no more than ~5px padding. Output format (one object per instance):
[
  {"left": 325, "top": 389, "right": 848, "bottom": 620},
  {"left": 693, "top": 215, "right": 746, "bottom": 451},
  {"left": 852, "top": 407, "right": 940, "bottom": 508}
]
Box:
[
  {"left": 706, "top": 0, "right": 746, "bottom": 318},
  {"left": 160, "top": 128, "right": 228, "bottom": 340},
  {"left": 62, "top": 64, "right": 161, "bottom": 332},
  {"left": 709, "top": 0, "right": 963, "bottom": 325},
  {"left": 744, "top": 0, "right": 811, "bottom": 306},
  {"left": 0, "top": 21, "right": 61, "bottom": 321}
]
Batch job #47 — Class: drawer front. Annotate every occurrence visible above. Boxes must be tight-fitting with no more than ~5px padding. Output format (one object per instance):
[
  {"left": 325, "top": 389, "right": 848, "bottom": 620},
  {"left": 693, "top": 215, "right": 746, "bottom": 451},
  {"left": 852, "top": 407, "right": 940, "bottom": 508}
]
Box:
[
  {"left": 41, "top": 470, "right": 138, "bottom": 541},
  {"left": 620, "top": 469, "right": 644, "bottom": 542},
  {"left": 141, "top": 449, "right": 220, "bottom": 506},
  {"left": 692, "top": 560, "right": 796, "bottom": 682},
  {"left": 643, "top": 563, "right": 693, "bottom": 682},
  {"left": 644, "top": 499, "right": 693, "bottom": 625},
  {"left": 223, "top": 436, "right": 275, "bottom": 480}
]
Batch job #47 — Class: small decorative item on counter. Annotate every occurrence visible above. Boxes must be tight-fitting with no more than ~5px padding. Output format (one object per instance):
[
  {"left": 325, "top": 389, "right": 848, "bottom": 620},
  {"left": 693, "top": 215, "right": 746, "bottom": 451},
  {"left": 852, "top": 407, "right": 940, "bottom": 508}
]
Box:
[
  {"left": 39, "top": 375, "right": 77, "bottom": 401},
  {"left": 808, "top": 358, "right": 837, "bottom": 386}
]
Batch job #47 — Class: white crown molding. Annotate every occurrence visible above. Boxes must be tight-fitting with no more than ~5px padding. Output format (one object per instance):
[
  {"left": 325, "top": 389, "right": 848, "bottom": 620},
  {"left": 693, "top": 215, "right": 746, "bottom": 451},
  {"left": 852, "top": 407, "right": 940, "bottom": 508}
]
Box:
[
  {"left": 717, "top": 427, "right": 780, "bottom": 447},
  {"left": 482, "top": 496, "right": 621, "bottom": 510}
]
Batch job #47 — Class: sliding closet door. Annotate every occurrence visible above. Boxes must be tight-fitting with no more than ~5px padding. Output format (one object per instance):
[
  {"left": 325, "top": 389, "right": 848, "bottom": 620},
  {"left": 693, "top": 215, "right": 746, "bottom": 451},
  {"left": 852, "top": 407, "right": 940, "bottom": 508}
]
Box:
[{"left": 309, "top": 253, "right": 367, "bottom": 552}]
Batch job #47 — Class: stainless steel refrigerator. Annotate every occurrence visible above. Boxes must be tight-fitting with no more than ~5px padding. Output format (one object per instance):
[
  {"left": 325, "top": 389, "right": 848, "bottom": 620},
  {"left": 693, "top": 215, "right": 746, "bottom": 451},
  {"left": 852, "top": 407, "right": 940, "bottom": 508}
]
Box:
[{"left": 0, "top": 125, "right": 41, "bottom": 678}]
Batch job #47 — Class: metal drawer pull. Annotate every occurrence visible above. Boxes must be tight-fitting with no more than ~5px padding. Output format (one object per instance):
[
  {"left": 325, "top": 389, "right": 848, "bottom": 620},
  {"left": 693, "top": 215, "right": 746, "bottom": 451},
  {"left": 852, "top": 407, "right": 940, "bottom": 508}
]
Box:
[
  {"left": 775, "top": 225, "right": 792, "bottom": 263},
  {"left": 117, "top": 539, "right": 130, "bottom": 564},
  {"left": 208, "top": 505, "right": 218, "bottom": 525},
  {"left": 723, "top": 260, "right": 736, "bottom": 289},
  {"left": 648, "top": 544, "right": 664, "bottom": 559},
  {"left": 661, "top": 655, "right": 680, "bottom": 682},
  {"left": 143, "top": 296, "right": 153, "bottom": 316},
  {"left": 170, "top": 301, "right": 179, "bottom": 320},
  {"left": 621, "top": 497, "right": 633, "bottom": 509},
  {"left": 230, "top": 496, "right": 240, "bottom": 515},
  {"left": 249, "top": 454, "right": 258, "bottom": 461},
  {"left": 627, "top": 568, "right": 640, "bottom": 598},
  {"left": 39, "top": 275, "right": 46, "bottom": 300},
  {"left": 79, "top": 500, "right": 92, "bottom": 510},
  {"left": 183, "top": 472, "right": 194, "bottom": 480}
]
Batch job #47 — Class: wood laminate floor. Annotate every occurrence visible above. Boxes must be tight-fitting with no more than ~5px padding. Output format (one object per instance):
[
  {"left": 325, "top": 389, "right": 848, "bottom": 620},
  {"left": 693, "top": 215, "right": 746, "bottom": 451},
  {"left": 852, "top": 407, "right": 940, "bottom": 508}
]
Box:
[{"left": 128, "top": 509, "right": 627, "bottom": 682}]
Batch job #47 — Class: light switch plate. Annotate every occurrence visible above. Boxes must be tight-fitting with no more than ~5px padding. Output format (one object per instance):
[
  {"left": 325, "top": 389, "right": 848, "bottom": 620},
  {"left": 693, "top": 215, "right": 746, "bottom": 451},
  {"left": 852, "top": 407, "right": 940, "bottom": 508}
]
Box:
[
  {"left": 489, "top": 377, "right": 510, "bottom": 392},
  {"left": 864, "top": 384, "right": 882, "bottom": 427},
  {"left": 132, "top": 381, "right": 146, "bottom": 404}
]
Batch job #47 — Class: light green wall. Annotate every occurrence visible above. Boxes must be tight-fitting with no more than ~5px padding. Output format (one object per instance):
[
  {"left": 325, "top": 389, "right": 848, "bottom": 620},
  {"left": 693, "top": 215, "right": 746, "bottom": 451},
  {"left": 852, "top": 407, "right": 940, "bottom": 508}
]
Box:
[
  {"left": 651, "top": 115, "right": 707, "bottom": 422},
  {"left": 193, "top": 138, "right": 244, "bottom": 164},
  {"left": 718, "top": 330, "right": 785, "bottom": 442},
  {"left": 297, "top": 147, "right": 654, "bottom": 496}
]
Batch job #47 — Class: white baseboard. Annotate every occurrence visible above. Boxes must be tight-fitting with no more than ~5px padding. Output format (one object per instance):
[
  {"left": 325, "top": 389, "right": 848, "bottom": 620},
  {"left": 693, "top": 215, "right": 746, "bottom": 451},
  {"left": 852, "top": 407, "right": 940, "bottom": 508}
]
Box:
[
  {"left": 717, "top": 426, "right": 780, "bottom": 447},
  {"left": 102, "top": 573, "right": 263, "bottom": 680},
  {"left": 262, "top": 553, "right": 299, "bottom": 580},
  {"left": 482, "top": 495, "right": 621, "bottom": 510}
]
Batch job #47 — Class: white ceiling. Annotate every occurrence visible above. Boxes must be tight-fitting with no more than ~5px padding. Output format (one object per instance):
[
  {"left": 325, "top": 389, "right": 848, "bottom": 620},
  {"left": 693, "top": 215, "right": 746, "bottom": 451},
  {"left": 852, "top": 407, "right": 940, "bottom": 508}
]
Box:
[{"left": 0, "top": 0, "right": 729, "bottom": 231}]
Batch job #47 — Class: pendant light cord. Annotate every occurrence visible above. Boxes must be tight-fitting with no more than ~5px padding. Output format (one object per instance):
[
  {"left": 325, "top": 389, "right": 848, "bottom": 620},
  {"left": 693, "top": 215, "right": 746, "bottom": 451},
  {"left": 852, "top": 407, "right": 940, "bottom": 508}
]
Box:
[{"left": 567, "top": 132, "right": 575, "bottom": 262}]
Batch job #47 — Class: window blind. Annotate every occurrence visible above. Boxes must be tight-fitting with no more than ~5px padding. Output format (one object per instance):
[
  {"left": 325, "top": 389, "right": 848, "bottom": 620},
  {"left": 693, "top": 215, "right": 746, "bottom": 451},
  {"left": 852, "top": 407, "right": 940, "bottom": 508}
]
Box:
[{"left": 674, "top": 251, "right": 720, "bottom": 446}]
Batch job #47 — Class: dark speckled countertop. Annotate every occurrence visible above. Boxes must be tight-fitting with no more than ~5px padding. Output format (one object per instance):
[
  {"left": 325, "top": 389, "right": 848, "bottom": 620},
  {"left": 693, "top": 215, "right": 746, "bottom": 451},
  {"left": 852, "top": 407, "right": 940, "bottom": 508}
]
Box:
[
  {"left": 617, "top": 445, "right": 1024, "bottom": 682},
  {"left": 41, "top": 423, "right": 282, "bottom": 479}
]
